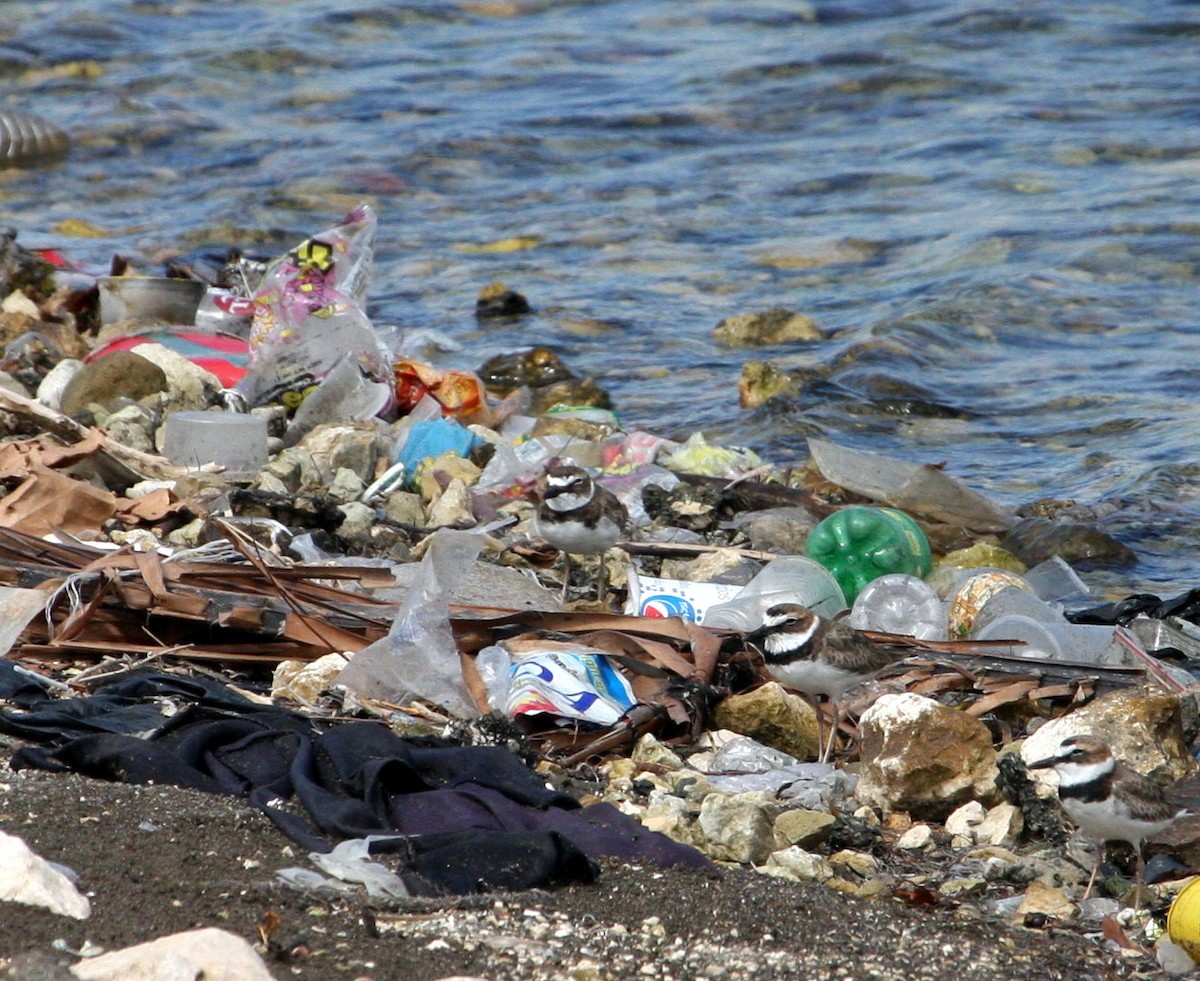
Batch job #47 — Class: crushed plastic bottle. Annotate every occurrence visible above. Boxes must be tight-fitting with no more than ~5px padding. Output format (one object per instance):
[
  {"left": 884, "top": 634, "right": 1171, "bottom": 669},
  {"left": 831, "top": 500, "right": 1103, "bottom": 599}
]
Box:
[
  {"left": 849, "top": 573, "right": 946, "bottom": 641},
  {"left": 805, "top": 506, "right": 932, "bottom": 605}
]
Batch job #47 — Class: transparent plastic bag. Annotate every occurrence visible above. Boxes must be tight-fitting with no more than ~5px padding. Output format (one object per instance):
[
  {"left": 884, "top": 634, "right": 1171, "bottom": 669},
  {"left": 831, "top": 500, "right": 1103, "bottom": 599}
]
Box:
[{"left": 336, "top": 526, "right": 484, "bottom": 717}]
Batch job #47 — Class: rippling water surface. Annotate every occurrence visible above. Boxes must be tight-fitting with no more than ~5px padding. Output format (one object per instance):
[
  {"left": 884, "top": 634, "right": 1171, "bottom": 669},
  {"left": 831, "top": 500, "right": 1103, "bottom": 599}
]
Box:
[{"left": 3, "top": 0, "right": 1200, "bottom": 594}]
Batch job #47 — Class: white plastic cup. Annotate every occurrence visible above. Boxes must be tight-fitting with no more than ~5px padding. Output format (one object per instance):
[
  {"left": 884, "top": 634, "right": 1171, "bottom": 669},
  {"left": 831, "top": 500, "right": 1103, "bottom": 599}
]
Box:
[
  {"left": 969, "top": 585, "right": 1066, "bottom": 637},
  {"left": 1021, "top": 555, "right": 1090, "bottom": 603},
  {"left": 850, "top": 573, "right": 946, "bottom": 640},
  {"left": 976, "top": 614, "right": 1116, "bottom": 664},
  {"left": 162, "top": 410, "right": 268, "bottom": 480}
]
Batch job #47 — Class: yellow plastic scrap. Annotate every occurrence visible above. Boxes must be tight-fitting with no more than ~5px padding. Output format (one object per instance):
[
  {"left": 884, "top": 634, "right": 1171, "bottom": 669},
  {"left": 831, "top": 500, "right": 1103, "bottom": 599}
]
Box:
[{"left": 661, "top": 432, "right": 763, "bottom": 478}]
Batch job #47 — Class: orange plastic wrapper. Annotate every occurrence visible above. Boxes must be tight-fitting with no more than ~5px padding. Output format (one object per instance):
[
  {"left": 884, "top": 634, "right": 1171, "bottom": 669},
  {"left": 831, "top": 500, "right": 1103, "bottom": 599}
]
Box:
[{"left": 394, "top": 358, "right": 495, "bottom": 426}]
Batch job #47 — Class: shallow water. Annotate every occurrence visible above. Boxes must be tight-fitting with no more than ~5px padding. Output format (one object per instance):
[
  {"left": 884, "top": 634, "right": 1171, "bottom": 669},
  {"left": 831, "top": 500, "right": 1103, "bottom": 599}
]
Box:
[{"left": 3, "top": 0, "right": 1200, "bottom": 595}]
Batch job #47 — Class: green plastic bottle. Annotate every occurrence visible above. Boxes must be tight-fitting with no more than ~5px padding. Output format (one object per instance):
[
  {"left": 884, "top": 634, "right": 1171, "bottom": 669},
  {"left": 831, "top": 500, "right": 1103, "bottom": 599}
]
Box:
[{"left": 804, "top": 506, "right": 933, "bottom": 605}]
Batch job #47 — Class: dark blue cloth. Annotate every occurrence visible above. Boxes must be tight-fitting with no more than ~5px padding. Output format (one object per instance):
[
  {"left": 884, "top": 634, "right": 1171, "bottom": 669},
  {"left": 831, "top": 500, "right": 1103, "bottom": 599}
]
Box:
[{"left": 1, "top": 670, "right": 713, "bottom": 894}]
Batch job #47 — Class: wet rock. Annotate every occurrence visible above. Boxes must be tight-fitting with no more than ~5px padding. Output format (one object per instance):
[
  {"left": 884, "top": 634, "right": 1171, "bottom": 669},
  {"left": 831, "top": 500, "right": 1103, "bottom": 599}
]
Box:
[
  {"left": 59, "top": 350, "right": 168, "bottom": 417},
  {"left": 730, "top": 506, "right": 817, "bottom": 555},
  {"left": 937, "top": 543, "right": 1026, "bottom": 576},
  {"left": 1021, "top": 689, "right": 1196, "bottom": 783},
  {"left": 714, "top": 308, "right": 821, "bottom": 347},
  {"left": 476, "top": 281, "right": 531, "bottom": 319},
  {"left": 0, "top": 830, "right": 90, "bottom": 920},
  {"left": 530, "top": 415, "right": 615, "bottom": 444},
  {"left": 773, "top": 808, "right": 837, "bottom": 850},
  {"left": 69, "top": 927, "right": 275, "bottom": 981},
  {"left": 697, "top": 793, "right": 776, "bottom": 864},
  {"left": 712, "top": 682, "right": 821, "bottom": 762},
  {"left": 856, "top": 692, "right": 1000, "bottom": 819},
  {"left": 528, "top": 377, "right": 612, "bottom": 413},
  {"left": 1001, "top": 516, "right": 1136, "bottom": 568},
  {"left": 478, "top": 347, "right": 574, "bottom": 394},
  {"left": 738, "top": 360, "right": 799, "bottom": 408}
]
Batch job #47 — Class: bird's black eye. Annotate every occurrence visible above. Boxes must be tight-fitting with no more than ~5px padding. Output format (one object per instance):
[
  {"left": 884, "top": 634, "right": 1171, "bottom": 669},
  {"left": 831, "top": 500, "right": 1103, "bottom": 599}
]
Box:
[{"left": 1068, "top": 748, "right": 1085, "bottom": 759}]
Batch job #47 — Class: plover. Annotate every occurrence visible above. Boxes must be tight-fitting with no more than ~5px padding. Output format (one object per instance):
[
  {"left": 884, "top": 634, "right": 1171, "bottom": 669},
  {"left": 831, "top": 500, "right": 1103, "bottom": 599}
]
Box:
[
  {"left": 533, "top": 464, "right": 629, "bottom": 602},
  {"left": 744, "top": 602, "right": 912, "bottom": 762},
  {"left": 1027, "top": 734, "right": 1188, "bottom": 908}
]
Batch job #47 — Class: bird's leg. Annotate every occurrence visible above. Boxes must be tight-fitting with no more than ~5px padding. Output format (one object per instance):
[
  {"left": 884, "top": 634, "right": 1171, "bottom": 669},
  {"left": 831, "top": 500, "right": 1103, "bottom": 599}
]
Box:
[
  {"left": 1081, "top": 840, "right": 1102, "bottom": 900},
  {"left": 595, "top": 551, "right": 609, "bottom": 603},
  {"left": 821, "top": 699, "right": 840, "bottom": 764},
  {"left": 1133, "top": 846, "right": 1145, "bottom": 909},
  {"left": 560, "top": 551, "right": 573, "bottom": 602}
]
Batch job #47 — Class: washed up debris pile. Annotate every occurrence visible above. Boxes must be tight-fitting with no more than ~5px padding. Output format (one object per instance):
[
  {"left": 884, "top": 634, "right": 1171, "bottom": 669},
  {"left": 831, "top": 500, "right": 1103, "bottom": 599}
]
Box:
[{"left": 2, "top": 206, "right": 1200, "bottom": 975}]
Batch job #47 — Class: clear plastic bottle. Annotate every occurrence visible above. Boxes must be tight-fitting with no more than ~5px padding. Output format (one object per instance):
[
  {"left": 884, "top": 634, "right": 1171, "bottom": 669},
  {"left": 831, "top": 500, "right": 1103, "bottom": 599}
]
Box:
[{"left": 849, "top": 573, "right": 946, "bottom": 641}]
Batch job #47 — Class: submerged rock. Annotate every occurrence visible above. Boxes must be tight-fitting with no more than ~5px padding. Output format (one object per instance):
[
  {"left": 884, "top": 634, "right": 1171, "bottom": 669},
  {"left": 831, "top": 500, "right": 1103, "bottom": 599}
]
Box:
[
  {"left": 714, "top": 308, "right": 821, "bottom": 347},
  {"left": 1002, "top": 515, "right": 1136, "bottom": 568}
]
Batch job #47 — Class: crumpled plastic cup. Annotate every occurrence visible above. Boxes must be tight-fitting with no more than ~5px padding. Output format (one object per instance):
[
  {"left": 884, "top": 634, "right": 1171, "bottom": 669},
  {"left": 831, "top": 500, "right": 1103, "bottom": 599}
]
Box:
[{"left": 703, "top": 556, "right": 847, "bottom": 630}]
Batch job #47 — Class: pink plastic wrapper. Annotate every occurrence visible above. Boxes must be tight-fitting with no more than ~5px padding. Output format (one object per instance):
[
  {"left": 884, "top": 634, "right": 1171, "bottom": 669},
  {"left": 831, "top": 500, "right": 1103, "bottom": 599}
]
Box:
[{"left": 235, "top": 204, "right": 392, "bottom": 415}]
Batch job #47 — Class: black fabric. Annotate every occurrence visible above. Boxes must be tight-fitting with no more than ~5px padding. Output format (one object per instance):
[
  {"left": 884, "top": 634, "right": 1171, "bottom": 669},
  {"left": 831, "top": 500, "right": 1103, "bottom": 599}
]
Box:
[{"left": 1, "top": 670, "right": 713, "bottom": 894}]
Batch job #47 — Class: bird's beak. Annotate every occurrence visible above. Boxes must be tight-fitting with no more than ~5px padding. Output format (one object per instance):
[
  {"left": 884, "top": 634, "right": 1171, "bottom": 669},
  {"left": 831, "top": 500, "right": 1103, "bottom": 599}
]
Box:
[
  {"left": 1025, "top": 756, "right": 1056, "bottom": 770},
  {"left": 743, "top": 623, "right": 768, "bottom": 646}
]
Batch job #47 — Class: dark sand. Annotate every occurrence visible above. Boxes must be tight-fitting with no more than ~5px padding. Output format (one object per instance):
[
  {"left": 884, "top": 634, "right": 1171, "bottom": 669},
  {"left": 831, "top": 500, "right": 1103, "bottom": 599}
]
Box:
[{"left": 0, "top": 750, "right": 1143, "bottom": 981}]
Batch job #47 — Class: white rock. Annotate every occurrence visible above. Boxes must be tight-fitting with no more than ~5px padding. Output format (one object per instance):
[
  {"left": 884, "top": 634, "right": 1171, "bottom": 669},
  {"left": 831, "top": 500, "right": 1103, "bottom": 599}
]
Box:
[
  {"left": 0, "top": 830, "right": 90, "bottom": 919},
  {"left": 856, "top": 692, "right": 998, "bottom": 817},
  {"left": 945, "top": 800, "right": 986, "bottom": 846},
  {"left": 764, "top": 845, "right": 833, "bottom": 882},
  {"left": 1157, "top": 937, "right": 1198, "bottom": 976},
  {"left": 70, "top": 927, "right": 274, "bottom": 980},
  {"left": 895, "top": 824, "right": 934, "bottom": 850},
  {"left": 36, "top": 357, "right": 84, "bottom": 409},
  {"left": 976, "top": 802, "right": 1024, "bottom": 847},
  {"left": 697, "top": 793, "right": 776, "bottom": 864}
]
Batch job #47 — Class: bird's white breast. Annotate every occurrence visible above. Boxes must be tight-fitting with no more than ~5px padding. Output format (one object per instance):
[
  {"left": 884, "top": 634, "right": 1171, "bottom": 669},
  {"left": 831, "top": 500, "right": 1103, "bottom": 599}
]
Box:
[{"left": 766, "top": 657, "right": 861, "bottom": 700}]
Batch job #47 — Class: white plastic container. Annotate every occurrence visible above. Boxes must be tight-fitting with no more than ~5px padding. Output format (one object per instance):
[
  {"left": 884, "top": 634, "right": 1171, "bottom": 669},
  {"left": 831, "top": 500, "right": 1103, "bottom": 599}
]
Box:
[{"left": 162, "top": 410, "right": 268, "bottom": 480}]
